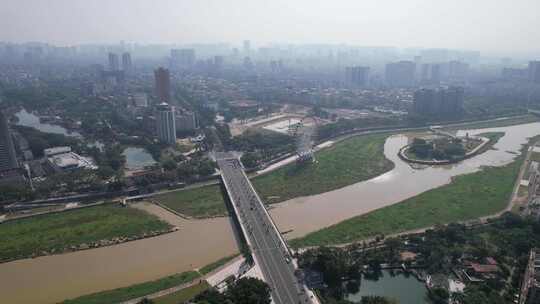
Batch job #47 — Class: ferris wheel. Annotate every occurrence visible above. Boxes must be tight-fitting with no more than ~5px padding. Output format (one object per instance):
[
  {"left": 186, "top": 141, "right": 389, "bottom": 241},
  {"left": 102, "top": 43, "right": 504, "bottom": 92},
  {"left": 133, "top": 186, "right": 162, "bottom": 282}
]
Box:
[{"left": 290, "top": 116, "right": 319, "bottom": 162}]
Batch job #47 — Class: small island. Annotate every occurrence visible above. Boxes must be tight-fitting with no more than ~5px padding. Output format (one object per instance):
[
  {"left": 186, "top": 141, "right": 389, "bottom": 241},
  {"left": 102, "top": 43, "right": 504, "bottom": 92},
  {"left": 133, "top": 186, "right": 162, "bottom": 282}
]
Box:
[{"left": 399, "top": 132, "right": 491, "bottom": 165}]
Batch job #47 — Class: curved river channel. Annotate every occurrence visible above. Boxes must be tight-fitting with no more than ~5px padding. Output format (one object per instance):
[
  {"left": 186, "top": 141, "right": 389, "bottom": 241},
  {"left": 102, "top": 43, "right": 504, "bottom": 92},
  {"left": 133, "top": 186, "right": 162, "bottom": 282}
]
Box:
[{"left": 1, "top": 122, "right": 540, "bottom": 303}]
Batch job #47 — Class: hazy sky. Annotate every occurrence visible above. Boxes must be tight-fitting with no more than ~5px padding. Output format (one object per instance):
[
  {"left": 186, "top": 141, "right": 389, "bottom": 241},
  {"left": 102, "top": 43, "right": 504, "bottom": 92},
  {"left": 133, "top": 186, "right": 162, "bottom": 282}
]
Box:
[{"left": 1, "top": 0, "right": 539, "bottom": 55}]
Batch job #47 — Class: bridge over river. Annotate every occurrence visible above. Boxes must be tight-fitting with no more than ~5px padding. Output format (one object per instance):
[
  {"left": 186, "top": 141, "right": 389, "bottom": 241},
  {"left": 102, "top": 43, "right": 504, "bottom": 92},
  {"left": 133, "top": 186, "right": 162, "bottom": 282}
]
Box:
[{"left": 217, "top": 154, "right": 318, "bottom": 304}]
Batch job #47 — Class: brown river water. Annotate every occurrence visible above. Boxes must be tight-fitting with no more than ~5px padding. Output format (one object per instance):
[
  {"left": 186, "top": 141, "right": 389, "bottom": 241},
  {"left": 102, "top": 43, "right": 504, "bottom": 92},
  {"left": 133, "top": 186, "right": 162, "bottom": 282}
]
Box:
[{"left": 1, "top": 122, "right": 539, "bottom": 303}]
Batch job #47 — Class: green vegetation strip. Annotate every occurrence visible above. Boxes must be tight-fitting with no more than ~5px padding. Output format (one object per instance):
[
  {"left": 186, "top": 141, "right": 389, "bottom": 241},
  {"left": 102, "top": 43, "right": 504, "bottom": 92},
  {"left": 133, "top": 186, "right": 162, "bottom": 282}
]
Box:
[
  {"left": 292, "top": 152, "right": 523, "bottom": 247},
  {"left": 253, "top": 133, "right": 394, "bottom": 203},
  {"left": 443, "top": 114, "right": 539, "bottom": 131},
  {"left": 199, "top": 254, "right": 239, "bottom": 275},
  {"left": 63, "top": 271, "right": 200, "bottom": 304},
  {"left": 0, "top": 205, "right": 171, "bottom": 262},
  {"left": 154, "top": 185, "right": 227, "bottom": 218},
  {"left": 530, "top": 151, "right": 540, "bottom": 163},
  {"left": 153, "top": 281, "right": 210, "bottom": 304}
]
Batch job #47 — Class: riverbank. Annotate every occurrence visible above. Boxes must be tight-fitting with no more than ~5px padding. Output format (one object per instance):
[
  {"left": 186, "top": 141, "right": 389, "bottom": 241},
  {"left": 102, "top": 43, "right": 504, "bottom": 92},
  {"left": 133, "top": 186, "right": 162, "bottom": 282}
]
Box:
[
  {"left": 399, "top": 134, "right": 491, "bottom": 165},
  {"left": 0, "top": 204, "right": 172, "bottom": 263},
  {"left": 150, "top": 133, "right": 394, "bottom": 218},
  {"left": 153, "top": 184, "right": 227, "bottom": 218},
  {"left": 62, "top": 271, "right": 200, "bottom": 304},
  {"left": 253, "top": 133, "right": 394, "bottom": 204},
  {"left": 291, "top": 140, "right": 526, "bottom": 247}
]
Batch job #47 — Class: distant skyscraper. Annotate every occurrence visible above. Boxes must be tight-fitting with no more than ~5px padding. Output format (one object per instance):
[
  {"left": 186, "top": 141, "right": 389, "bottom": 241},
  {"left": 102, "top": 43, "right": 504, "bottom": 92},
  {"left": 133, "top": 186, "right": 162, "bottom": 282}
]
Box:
[
  {"left": 385, "top": 61, "right": 416, "bottom": 87},
  {"left": 214, "top": 56, "right": 224, "bottom": 68},
  {"left": 108, "top": 53, "right": 120, "bottom": 71},
  {"left": 154, "top": 67, "right": 171, "bottom": 103},
  {"left": 413, "top": 86, "right": 464, "bottom": 117},
  {"left": 0, "top": 111, "right": 18, "bottom": 172},
  {"left": 529, "top": 61, "right": 540, "bottom": 83},
  {"left": 421, "top": 64, "right": 431, "bottom": 83},
  {"left": 345, "top": 66, "right": 370, "bottom": 87},
  {"left": 155, "top": 103, "right": 176, "bottom": 145},
  {"left": 243, "top": 40, "right": 251, "bottom": 54},
  {"left": 448, "top": 60, "right": 469, "bottom": 80},
  {"left": 121, "top": 52, "right": 132, "bottom": 72},
  {"left": 171, "top": 49, "right": 195, "bottom": 68},
  {"left": 431, "top": 64, "right": 442, "bottom": 84}
]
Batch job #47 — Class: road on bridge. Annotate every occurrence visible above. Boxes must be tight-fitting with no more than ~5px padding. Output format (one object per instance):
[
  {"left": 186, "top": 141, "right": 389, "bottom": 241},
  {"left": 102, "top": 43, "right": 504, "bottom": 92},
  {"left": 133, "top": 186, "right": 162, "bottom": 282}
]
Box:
[{"left": 218, "top": 157, "right": 312, "bottom": 304}]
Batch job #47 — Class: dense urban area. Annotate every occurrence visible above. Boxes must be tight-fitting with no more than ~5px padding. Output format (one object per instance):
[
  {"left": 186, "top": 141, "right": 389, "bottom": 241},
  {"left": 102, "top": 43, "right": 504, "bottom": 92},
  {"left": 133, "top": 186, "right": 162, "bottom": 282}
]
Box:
[{"left": 1, "top": 37, "right": 540, "bottom": 304}]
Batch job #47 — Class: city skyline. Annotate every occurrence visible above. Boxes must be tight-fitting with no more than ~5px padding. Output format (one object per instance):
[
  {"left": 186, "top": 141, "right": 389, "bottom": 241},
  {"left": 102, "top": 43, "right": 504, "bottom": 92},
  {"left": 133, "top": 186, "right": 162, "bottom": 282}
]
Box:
[{"left": 1, "top": 0, "right": 540, "bottom": 57}]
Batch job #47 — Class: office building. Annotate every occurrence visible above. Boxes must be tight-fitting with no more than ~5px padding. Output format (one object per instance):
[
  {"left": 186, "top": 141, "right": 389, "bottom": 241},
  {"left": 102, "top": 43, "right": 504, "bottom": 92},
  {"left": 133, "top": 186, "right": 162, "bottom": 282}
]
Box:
[
  {"left": 171, "top": 49, "right": 195, "bottom": 68},
  {"left": 134, "top": 93, "right": 148, "bottom": 107},
  {"left": 108, "top": 52, "right": 119, "bottom": 71},
  {"left": 243, "top": 40, "right": 251, "bottom": 54},
  {"left": 420, "top": 64, "right": 431, "bottom": 83},
  {"left": 385, "top": 61, "right": 416, "bottom": 87},
  {"left": 413, "top": 86, "right": 464, "bottom": 118},
  {"left": 345, "top": 66, "right": 370, "bottom": 87},
  {"left": 176, "top": 110, "right": 198, "bottom": 132},
  {"left": 155, "top": 103, "right": 176, "bottom": 145},
  {"left": 431, "top": 64, "right": 441, "bottom": 84},
  {"left": 214, "top": 56, "right": 224, "bottom": 68},
  {"left": 122, "top": 52, "right": 132, "bottom": 72},
  {"left": 449, "top": 61, "right": 469, "bottom": 79},
  {"left": 530, "top": 61, "right": 540, "bottom": 83},
  {"left": 154, "top": 67, "right": 171, "bottom": 103},
  {"left": 0, "top": 111, "right": 18, "bottom": 172},
  {"left": 502, "top": 68, "right": 528, "bottom": 80}
]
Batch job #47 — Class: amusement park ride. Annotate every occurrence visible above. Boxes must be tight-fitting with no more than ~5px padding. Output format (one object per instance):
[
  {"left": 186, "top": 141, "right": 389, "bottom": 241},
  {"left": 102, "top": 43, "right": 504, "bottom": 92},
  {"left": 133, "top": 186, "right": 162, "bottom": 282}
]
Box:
[{"left": 290, "top": 116, "right": 319, "bottom": 163}]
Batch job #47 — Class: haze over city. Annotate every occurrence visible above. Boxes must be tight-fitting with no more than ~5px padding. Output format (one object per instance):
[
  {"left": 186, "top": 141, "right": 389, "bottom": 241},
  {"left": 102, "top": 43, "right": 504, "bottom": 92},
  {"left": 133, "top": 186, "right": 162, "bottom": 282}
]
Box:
[
  {"left": 1, "top": 1, "right": 540, "bottom": 304},
  {"left": 2, "top": 0, "right": 540, "bottom": 56}
]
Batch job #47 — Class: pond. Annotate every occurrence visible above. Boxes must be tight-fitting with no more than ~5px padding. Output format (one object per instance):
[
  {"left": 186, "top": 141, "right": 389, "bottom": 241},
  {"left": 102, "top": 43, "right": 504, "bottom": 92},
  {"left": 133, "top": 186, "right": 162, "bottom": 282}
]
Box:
[
  {"left": 347, "top": 270, "right": 429, "bottom": 304},
  {"left": 14, "top": 109, "right": 82, "bottom": 137},
  {"left": 123, "top": 147, "right": 157, "bottom": 170}
]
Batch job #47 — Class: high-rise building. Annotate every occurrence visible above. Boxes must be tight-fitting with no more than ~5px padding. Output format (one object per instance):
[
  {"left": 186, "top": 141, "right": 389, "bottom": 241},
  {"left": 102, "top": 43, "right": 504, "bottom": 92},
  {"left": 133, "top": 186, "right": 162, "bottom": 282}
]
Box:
[
  {"left": 448, "top": 60, "right": 469, "bottom": 79},
  {"left": 431, "top": 64, "right": 442, "bottom": 84},
  {"left": 502, "top": 68, "right": 528, "bottom": 80},
  {"left": 421, "top": 64, "right": 431, "bottom": 83},
  {"left": 214, "top": 56, "right": 224, "bottom": 68},
  {"left": 529, "top": 61, "right": 540, "bottom": 83},
  {"left": 413, "top": 86, "right": 464, "bottom": 118},
  {"left": 121, "top": 52, "right": 132, "bottom": 72},
  {"left": 0, "top": 111, "right": 18, "bottom": 172},
  {"left": 154, "top": 67, "right": 171, "bottom": 103},
  {"left": 175, "top": 111, "right": 198, "bottom": 132},
  {"left": 108, "top": 52, "right": 119, "bottom": 71},
  {"left": 133, "top": 93, "right": 148, "bottom": 107},
  {"left": 345, "top": 66, "right": 370, "bottom": 87},
  {"left": 385, "top": 61, "right": 416, "bottom": 87},
  {"left": 155, "top": 103, "right": 176, "bottom": 145},
  {"left": 243, "top": 40, "right": 251, "bottom": 54},
  {"left": 171, "top": 49, "right": 195, "bottom": 68}
]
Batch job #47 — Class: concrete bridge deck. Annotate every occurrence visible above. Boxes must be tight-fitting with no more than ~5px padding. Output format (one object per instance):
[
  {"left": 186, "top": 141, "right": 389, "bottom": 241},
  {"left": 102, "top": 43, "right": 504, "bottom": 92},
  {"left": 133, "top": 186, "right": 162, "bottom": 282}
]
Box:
[{"left": 217, "top": 155, "right": 315, "bottom": 304}]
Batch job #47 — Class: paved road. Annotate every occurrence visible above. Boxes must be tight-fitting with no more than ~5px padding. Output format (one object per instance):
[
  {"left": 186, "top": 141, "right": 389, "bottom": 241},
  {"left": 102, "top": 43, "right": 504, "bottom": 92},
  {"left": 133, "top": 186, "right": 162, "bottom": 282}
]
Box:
[{"left": 218, "top": 157, "right": 310, "bottom": 304}]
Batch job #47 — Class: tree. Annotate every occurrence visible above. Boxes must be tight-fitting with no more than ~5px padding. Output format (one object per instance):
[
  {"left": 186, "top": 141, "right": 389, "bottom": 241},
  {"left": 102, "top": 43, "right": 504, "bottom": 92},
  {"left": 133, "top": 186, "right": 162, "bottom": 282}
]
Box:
[
  {"left": 429, "top": 287, "right": 449, "bottom": 304},
  {"left": 195, "top": 278, "right": 270, "bottom": 304},
  {"left": 361, "top": 296, "right": 397, "bottom": 304}
]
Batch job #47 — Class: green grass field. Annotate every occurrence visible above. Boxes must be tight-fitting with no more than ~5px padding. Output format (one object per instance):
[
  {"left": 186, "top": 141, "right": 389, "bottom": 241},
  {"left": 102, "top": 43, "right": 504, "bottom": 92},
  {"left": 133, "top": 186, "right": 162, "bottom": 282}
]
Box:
[
  {"left": 292, "top": 152, "right": 523, "bottom": 247},
  {"left": 154, "top": 185, "right": 228, "bottom": 218},
  {"left": 443, "top": 114, "right": 539, "bottom": 131},
  {"left": 0, "top": 204, "right": 171, "bottom": 262},
  {"left": 62, "top": 271, "right": 200, "bottom": 304},
  {"left": 253, "top": 133, "right": 394, "bottom": 204},
  {"left": 153, "top": 281, "right": 210, "bottom": 304}
]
